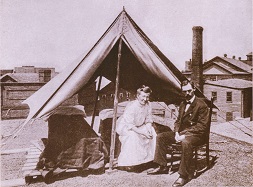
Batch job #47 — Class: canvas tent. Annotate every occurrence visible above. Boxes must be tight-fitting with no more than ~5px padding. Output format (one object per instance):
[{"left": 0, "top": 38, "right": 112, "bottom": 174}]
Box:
[
  {"left": 22, "top": 9, "right": 204, "bottom": 170},
  {"left": 22, "top": 9, "right": 190, "bottom": 124}
]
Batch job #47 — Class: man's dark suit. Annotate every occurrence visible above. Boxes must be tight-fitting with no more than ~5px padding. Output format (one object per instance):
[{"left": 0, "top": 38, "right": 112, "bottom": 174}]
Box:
[{"left": 153, "top": 96, "right": 209, "bottom": 178}]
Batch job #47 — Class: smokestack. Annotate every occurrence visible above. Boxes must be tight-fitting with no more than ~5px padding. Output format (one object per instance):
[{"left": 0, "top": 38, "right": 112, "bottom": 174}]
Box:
[{"left": 191, "top": 26, "right": 203, "bottom": 92}]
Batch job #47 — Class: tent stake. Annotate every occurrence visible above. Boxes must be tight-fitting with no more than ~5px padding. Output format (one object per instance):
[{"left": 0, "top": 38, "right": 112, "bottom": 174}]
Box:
[
  {"left": 91, "top": 75, "right": 102, "bottom": 129},
  {"left": 109, "top": 37, "right": 122, "bottom": 171}
]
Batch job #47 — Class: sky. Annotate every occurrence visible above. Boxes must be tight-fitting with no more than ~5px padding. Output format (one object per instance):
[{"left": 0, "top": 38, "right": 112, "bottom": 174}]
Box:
[{"left": 0, "top": 0, "right": 252, "bottom": 72}]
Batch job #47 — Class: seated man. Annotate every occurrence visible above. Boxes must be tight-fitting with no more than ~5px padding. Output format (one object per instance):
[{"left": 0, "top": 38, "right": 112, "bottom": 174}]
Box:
[
  {"left": 116, "top": 85, "right": 157, "bottom": 170},
  {"left": 148, "top": 80, "right": 209, "bottom": 187}
]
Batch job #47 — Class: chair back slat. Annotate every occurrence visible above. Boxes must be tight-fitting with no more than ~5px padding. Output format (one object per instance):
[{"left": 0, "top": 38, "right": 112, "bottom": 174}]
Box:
[{"left": 206, "top": 97, "right": 214, "bottom": 143}]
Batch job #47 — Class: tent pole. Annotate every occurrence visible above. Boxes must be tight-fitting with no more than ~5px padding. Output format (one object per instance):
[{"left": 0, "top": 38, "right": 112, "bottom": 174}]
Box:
[
  {"left": 109, "top": 37, "right": 122, "bottom": 171},
  {"left": 91, "top": 75, "right": 102, "bottom": 129}
]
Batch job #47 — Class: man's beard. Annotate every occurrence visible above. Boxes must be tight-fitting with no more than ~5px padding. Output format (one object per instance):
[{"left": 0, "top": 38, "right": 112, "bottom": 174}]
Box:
[{"left": 185, "top": 94, "right": 191, "bottom": 100}]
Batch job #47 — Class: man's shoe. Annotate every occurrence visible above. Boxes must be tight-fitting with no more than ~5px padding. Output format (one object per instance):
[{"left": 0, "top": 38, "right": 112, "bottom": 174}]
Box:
[
  {"left": 147, "top": 166, "right": 169, "bottom": 175},
  {"left": 172, "top": 177, "right": 188, "bottom": 187}
]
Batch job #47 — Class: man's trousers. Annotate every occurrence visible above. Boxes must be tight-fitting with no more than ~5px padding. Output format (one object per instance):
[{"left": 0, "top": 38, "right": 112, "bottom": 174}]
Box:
[{"left": 153, "top": 131, "right": 201, "bottom": 178}]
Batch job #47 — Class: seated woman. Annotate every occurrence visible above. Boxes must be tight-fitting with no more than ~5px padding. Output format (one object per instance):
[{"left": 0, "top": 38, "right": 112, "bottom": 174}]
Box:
[{"left": 116, "top": 85, "right": 157, "bottom": 170}]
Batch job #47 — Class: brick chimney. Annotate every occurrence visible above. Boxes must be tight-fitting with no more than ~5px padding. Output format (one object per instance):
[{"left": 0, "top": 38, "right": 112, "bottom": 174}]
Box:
[{"left": 191, "top": 26, "right": 203, "bottom": 92}]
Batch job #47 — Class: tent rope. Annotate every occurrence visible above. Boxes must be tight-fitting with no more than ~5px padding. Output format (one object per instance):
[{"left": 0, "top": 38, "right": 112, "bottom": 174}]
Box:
[
  {"left": 215, "top": 112, "right": 252, "bottom": 137},
  {"left": 217, "top": 109, "right": 252, "bottom": 132},
  {"left": 1, "top": 121, "right": 21, "bottom": 143},
  {"left": 1, "top": 119, "right": 36, "bottom": 149}
]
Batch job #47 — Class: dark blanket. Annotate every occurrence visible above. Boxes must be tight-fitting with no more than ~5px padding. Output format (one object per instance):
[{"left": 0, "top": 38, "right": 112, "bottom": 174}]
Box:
[
  {"left": 37, "top": 137, "right": 108, "bottom": 170},
  {"left": 36, "top": 113, "right": 108, "bottom": 182},
  {"left": 57, "top": 137, "right": 108, "bottom": 170}
]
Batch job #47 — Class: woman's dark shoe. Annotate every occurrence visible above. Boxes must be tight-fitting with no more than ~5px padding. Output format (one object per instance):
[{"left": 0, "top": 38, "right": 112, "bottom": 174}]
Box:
[{"left": 147, "top": 166, "right": 170, "bottom": 175}]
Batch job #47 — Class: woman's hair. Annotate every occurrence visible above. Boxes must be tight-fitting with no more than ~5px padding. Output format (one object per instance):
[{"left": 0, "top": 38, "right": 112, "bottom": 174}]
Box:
[{"left": 137, "top": 85, "right": 152, "bottom": 95}]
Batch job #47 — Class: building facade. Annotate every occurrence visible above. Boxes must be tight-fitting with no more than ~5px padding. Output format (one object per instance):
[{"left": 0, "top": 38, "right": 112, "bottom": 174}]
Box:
[
  {"left": 0, "top": 66, "right": 62, "bottom": 119},
  {"left": 98, "top": 82, "right": 136, "bottom": 111},
  {"left": 204, "top": 79, "right": 252, "bottom": 123},
  {"left": 183, "top": 53, "right": 252, "bottom": 122}
]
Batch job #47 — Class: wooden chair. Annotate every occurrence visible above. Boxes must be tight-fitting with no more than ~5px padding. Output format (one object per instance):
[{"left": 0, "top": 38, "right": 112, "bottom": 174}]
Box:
[{"left": 169, "top": 98, "right": 214, "bottom": 177}]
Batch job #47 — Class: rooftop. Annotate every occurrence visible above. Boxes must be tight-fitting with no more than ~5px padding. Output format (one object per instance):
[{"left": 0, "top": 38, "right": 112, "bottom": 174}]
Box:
[
  {"left": 212, "top": 62, "right": 247, "bottom": 74},
  {"left": 205, "top": 78, "right": 253, "bottom": 89},
  {"left": 220, "top": 57, "right": 252, "bottom": 73},
  {"left": 0, "top": 73, "right": 39, "bottom": 83},
  {"left": 246, "top": 52, "right": 252, "bottom": 56}
]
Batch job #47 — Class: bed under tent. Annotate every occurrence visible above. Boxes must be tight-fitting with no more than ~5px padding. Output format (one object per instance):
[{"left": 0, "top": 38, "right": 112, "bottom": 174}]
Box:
[{"left": 21, "top": 9, "right": 210, "bottom": 182}]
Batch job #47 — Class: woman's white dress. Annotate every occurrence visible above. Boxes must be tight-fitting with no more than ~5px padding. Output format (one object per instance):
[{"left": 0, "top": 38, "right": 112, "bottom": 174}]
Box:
[{"left": 116, "top": 100, "right": 157, "bottom": 166}]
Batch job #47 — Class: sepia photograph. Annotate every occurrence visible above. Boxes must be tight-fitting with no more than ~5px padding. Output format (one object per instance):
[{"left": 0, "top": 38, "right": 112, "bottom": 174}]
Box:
[{"left": 1, "top": 0, "right": 252, "bottom": 186}]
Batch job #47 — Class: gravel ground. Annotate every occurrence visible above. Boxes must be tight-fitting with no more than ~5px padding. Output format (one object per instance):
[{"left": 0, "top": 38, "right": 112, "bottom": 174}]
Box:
[
  {"left": 1, "top": 119, "right": 253, "bottom": 187},
  {"left": 1, "top": 119, "right": 48, "bottom": 150},
  {"left": 211, "top": 118, "right": 252, "bottom": 144},
  {"left": 1, "top": 119, "right": 48, "bottom": 181}
]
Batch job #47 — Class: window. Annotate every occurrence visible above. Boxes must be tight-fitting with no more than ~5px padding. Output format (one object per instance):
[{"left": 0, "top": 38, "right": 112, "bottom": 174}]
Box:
[
  {"left": 211, "top": 92, "right": 217, "bottom": 101},
  {"left": 211, "top": 111, "right": 217, "bottom": 121},
  {"left": 107, "top": 94, "right": 110, "bottom": 101},
  {"left": 44, "top": 70, "right": 51, "bottom": 82},
  {"left": 39, "top": 71, "right": 44, "bottom": 81},
  {"left": 210, "top": 76, "right": 217, "bottom": 81},
  {"left": 39, "top": 70, "right": 51, "bottom": 82},
  {"left": 226, "top": 92, "right": 232, "bottom": 102},
  {"left": 226, "top": 112, "right": 233, "bottom": 121},
  {"left": 101, "top": 95, "right": 107, "bottom": 104}
]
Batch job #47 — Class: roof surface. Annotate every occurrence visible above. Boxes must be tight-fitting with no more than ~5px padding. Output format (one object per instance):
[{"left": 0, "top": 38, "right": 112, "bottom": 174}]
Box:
[
  {"left": 205, "top": 79, "right": 253, "bottom": 89},
  {"left": 246, "top": 52, "right": 252, "bottom": 56},
  {"left": 220, "top": 57, "right": 252, "bottom": 73},
  {"left": 0, "top": 73, "right": 40, "bottom": 83},
  {"left": 213, "top": 62, "right": 249, "bottom": 74},
  {"left": 203, "top": 56, "right": 253, "bottom": 74}
]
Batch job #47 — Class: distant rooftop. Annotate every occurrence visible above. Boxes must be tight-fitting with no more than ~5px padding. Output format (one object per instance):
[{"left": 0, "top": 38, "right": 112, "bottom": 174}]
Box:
[
  {"left": 220, "top": 57, "right": 252, "bottom": 73},
  {"left": 246, "top": 52, "right": 252, "bottom": 56},
  {"left": 212, "top": 62, "right": 248, "bottom": 74},
  {"left": 205, "top": 79, "right": 253, "bottom": 89},
  {"left": 0, "top": 73, "right": 39, "bottom": 83}
]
